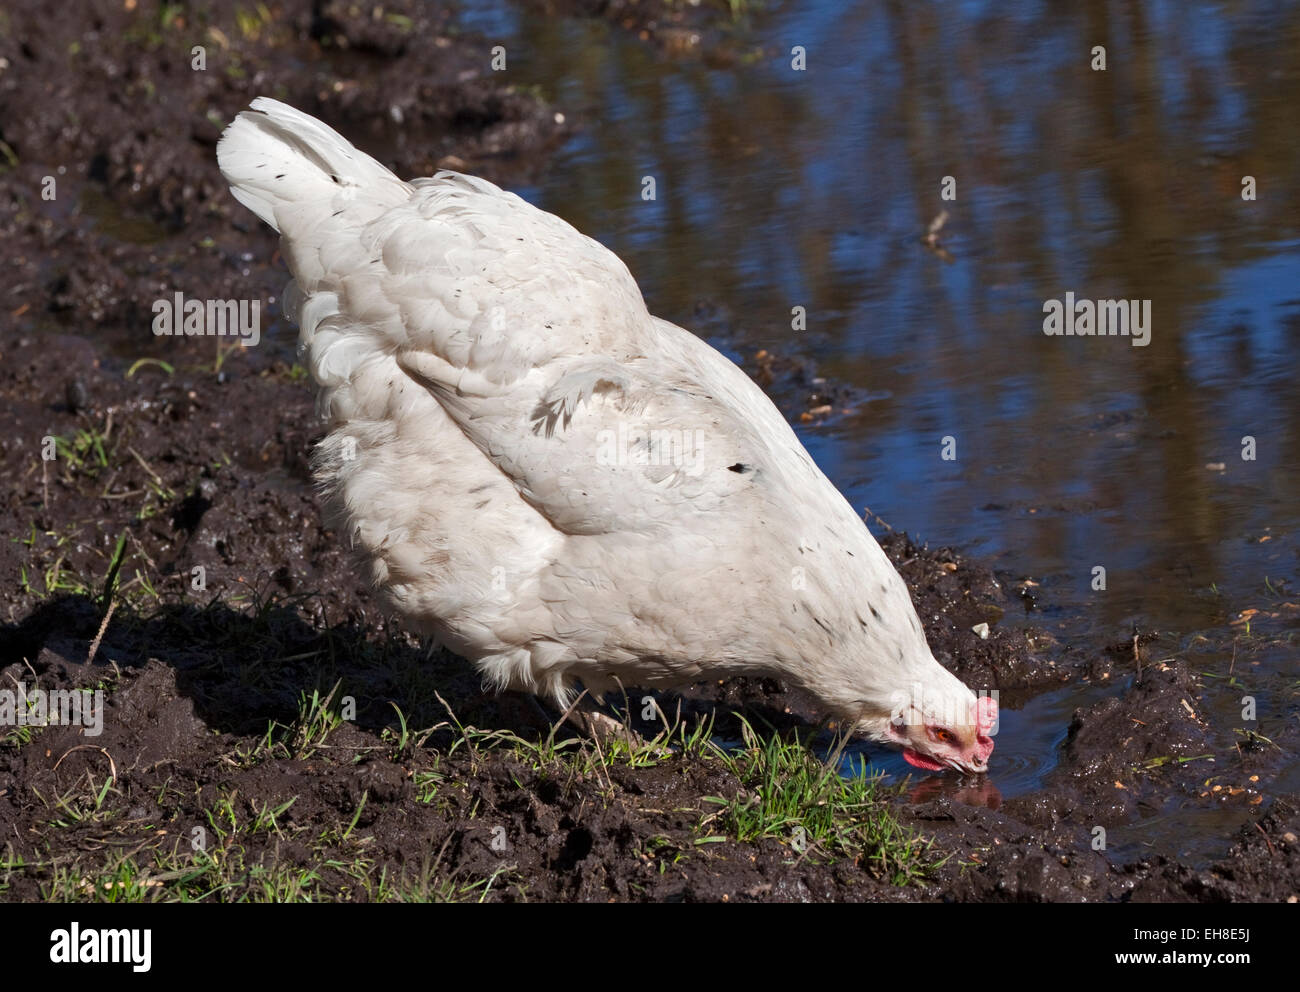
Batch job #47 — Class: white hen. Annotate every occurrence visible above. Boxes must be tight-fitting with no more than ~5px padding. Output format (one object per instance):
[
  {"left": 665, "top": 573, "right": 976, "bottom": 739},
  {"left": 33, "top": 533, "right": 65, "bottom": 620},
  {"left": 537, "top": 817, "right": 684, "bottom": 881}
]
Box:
[{"left": 218, "top": 98, "right": 995, "bottom": 773}]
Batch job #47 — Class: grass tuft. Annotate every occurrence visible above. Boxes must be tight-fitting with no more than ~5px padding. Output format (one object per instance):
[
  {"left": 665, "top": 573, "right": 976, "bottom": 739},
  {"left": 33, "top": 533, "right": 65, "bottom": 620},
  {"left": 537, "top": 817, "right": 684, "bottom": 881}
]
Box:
[{"left": 701, "top": 718, "right": 937, "bottom": 884}]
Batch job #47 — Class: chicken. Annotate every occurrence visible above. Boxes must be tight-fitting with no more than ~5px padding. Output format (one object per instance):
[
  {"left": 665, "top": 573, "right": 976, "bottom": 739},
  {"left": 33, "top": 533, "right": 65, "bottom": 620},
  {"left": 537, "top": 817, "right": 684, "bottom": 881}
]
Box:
[{"left": 217, "top": 98, "right": 996, "bottom": 774}]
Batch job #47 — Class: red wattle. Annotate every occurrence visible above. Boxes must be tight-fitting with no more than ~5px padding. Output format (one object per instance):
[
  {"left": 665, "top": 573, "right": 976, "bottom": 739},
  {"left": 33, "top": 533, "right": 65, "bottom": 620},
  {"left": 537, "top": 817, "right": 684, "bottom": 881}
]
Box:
[{"left": 903, "top": 747, "right": 946, "bottom": 771}]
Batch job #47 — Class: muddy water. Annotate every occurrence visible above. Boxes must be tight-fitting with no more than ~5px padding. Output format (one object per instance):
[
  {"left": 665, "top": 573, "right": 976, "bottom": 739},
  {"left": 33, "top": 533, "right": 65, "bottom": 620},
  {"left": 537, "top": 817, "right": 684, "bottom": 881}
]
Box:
[
  {"left": 449, "top": 0, "right": 1300, "bottom": 857},
  {"left": 481, "top": 0, "right": 1300, "bottom": 629}
]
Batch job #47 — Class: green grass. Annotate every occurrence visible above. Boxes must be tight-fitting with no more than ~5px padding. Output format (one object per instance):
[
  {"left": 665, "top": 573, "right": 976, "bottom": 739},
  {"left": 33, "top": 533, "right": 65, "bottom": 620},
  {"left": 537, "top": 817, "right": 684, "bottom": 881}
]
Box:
[
  {"left": 1140, "top": 753, "right": 1215, "bottom": 770},
  {"left": 0, "top": 850, "right": 29, "bottom": 896},
  {"left": 31, "top": 821, "right": 525, "bottom": 903},
  {"left": 8, "top": 705, "right": 939, "bottom": 900},
  {"left": 52, "top": 425, "right": 110, "bottom": 472},
  {"left": 700, "top": 719, "right": 938, "bottom": 883}
]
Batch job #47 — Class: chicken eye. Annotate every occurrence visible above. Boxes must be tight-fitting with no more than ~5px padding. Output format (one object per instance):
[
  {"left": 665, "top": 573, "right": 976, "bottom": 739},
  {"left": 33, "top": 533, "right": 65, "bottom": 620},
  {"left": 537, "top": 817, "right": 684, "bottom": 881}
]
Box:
[{"left": 935, "top": 728, "right": 955, "bottom": 745}]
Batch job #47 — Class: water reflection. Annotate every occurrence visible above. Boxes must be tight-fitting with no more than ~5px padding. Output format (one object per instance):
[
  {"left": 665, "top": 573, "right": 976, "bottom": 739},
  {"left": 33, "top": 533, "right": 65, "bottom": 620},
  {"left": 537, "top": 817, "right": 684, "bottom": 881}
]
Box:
[{"left": 472, "top": 0, "right": 1299, "bottom": 643}]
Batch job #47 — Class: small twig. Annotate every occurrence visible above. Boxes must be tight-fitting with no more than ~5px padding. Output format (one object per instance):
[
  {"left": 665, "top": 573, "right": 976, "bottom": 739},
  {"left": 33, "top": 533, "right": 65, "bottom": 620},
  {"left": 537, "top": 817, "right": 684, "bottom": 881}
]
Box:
[
  {"left": 585, "top": 709, "right": 614, "bottom": 795},
  {"left": 1254, "top": 821, "right": 1276, "bottom": 856},
  {"left": 923, "top": 210, "right": 948, "bottom": 245},
  {"left": 52, "top": 745, "right": 118, "bottom": 784},
  {"left": 549, "top": 688, "right": 590, "bottom": 752},
  {"left": 434, "top": 691, "right": 477, "bottom": 763},
  {"left": 126, "top": 445, "right": 166, "bottom": 490},
  {"left": 86, "top": 599, "right": 118, "bottom": 665},
  {"left": 126, "top": 529, "right": 159, "bottom": 575},
  {"left": 612, "top": 676, "right": 636, "bottom": 752},
  {"left": 862, "top": 506, "right": 894, "bottom": 533}
]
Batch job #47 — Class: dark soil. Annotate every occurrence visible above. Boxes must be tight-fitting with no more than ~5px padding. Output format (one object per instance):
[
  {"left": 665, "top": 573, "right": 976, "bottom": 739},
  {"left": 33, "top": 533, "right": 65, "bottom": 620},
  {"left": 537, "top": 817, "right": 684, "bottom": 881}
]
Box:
[{"left": 1, "top": 0, "right": 1297, "bottom": 902}]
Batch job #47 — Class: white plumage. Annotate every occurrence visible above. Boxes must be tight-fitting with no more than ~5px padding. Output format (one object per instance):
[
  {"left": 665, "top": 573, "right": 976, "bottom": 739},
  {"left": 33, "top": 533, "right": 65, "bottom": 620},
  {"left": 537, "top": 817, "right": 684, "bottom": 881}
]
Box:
[{"left": 218, "top": 98, "right": 995, "bottom": 773}]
